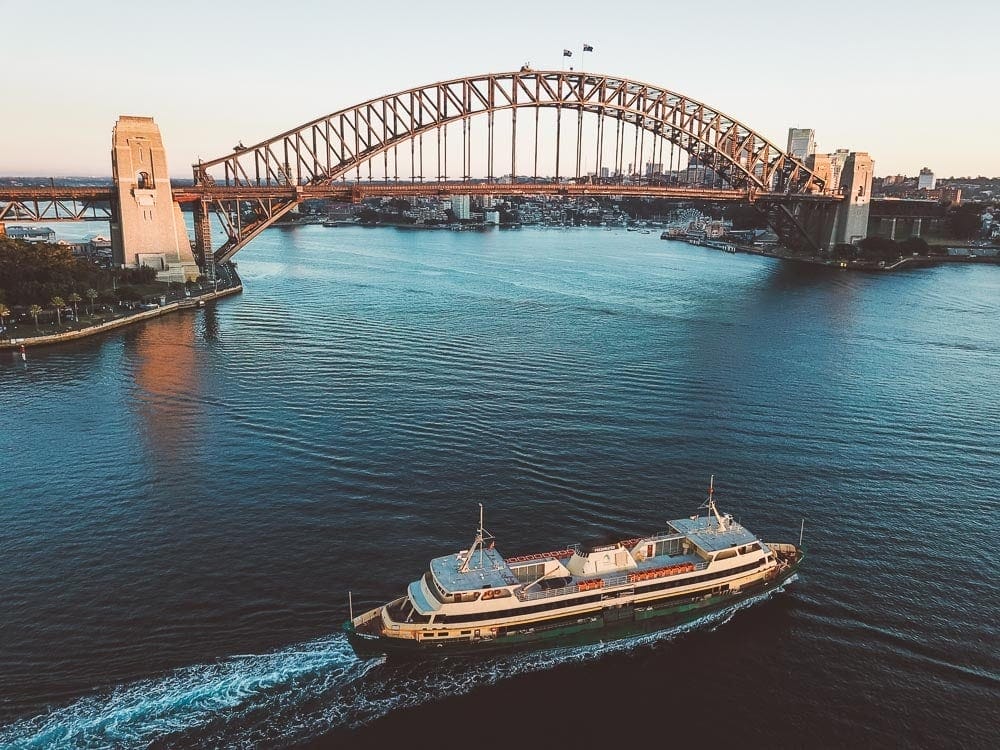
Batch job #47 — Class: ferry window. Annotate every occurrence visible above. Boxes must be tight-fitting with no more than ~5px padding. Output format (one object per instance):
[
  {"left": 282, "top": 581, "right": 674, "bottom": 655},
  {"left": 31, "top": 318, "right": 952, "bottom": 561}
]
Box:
[
  {"left": 513, "top": 563, "right": 545, "bottom": 583},
  {"left": 656, "top": 538, "right": 683, "bottom": 557},
  {"left": 748, "top": 543, "right": 761, "bottom": 553},
  {"left": 715, "top": 549, "right": 738, "bottom": 561}
]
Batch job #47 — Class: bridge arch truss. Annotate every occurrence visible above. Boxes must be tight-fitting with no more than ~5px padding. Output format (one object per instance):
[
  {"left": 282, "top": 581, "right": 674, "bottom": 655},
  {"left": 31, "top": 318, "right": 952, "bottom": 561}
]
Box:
[{"left": 192, "top": 71, "right": 834, "bottom": 262}]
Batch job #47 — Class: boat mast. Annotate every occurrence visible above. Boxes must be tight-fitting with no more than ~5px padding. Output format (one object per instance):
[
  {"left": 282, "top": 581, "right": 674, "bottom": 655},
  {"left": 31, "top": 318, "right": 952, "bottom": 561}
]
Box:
[
  {"left": 706, "top": 475, "right": 725, "bottom": 529},
  {"left": 478, "top": 502, "right": 484, "bottom": 570},
  {"left": 459, "top": 503, "right": 487, "bottom": 573}
]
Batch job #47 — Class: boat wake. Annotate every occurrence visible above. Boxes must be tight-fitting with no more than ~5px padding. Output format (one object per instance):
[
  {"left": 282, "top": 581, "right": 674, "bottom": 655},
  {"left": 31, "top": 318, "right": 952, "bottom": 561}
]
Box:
[{"left": 0, "top": 582, "right": 792, "bottom": 748}]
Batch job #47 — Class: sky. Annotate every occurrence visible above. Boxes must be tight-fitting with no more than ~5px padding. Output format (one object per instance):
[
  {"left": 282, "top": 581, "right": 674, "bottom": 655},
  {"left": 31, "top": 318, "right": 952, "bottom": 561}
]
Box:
[{"left": 2, "top": 0, "right": 997, "bottom": 178}]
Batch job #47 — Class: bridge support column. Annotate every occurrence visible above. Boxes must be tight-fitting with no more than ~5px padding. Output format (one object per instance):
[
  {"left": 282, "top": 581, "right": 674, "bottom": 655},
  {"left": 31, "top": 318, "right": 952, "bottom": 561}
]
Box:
[
  {"left": 193, "top": 200, "right": 214, "bottom": 281},
  {"left": 831, "top": 152, "right": 873, "bottom": 248},
  {"left": 913, "top": 218, "right": 922, "bottom": 238},
  {"left": 110, "top": 116, "right": 199, "bottom": 282}
]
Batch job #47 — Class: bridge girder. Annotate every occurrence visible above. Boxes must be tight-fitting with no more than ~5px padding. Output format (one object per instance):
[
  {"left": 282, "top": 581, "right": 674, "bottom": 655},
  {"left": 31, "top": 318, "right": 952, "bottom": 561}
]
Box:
[
  {"left": 193, "top": 71, "right": 834, "bottom": 263},
  {"left": 0, "top": 188, "right": 114, "bottom": 222}
]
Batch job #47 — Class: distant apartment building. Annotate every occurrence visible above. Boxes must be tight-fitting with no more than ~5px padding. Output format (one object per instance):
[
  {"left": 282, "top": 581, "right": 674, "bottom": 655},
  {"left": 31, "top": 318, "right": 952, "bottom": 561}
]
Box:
[
  {"left": 918, "top": 167, "right": 936, "bottom": 190},
  {"left": 451, "top": 195, "right": 471, "bottom": 220},
  {"left": 786, "top": 128, "right": 815, "bottom": 161}
]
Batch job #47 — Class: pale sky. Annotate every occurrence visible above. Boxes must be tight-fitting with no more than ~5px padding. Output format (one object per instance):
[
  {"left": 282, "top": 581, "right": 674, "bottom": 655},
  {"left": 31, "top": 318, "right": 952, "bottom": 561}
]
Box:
[{"left": 2, "top": 0, "right": 996, "bottom": 178}]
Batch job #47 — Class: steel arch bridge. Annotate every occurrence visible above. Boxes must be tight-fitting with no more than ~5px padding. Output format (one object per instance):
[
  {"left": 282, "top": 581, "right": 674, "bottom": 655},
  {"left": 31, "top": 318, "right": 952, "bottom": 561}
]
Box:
[{"left": 183, "top": 70, "right": 838, "bottom": 264}]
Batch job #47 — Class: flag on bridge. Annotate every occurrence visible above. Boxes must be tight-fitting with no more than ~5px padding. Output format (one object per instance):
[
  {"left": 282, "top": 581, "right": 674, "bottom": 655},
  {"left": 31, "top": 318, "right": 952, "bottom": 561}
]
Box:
[
  {"left": 583, "top": 43, "right": 594, "bottom": 52},
  {"left": 563, "top": 49, "right": 572, "bottom": 57}
]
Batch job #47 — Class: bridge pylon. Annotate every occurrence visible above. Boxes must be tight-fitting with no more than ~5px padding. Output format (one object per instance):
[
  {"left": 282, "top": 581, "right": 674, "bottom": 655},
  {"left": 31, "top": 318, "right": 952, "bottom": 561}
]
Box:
[{"left": 110, "top": 116, "right": 199, "bottom": 282}]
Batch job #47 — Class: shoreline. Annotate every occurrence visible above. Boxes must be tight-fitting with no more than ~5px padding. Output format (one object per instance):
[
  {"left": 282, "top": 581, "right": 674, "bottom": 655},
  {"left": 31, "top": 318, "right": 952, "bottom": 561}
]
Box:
[
  {"left": 1, "top": 283, "right": 242, "bottom": 350},
  {"left": 672, "top": 236, "right": 1000, "bottom": 271}
]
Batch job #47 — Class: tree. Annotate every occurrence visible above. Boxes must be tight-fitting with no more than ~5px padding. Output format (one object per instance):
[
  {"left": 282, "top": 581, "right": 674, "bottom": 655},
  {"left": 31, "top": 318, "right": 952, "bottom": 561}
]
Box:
[
  {"left": 29, "top": 304, "right": 42, "bottom": 330},
  {"left": 898, "top": 237, "right": 930, "bottom": 255},
  {"left": 858, "top": 237, "right": 902, "bottom": 262},
  {"left": 85, "top": 288, "right": 98, "bottom": 316},
  {"left": 67, "top": 292, "right": 82, "bottom": 320},
  {"left": 0, "top": 303, "right": 9, "bottom": 340},
  {"left": 947, "top": 205, "right": 982, "bottom": 239},
  {"left": 51, "top": 296, "right": 65, "bottom": 325}
]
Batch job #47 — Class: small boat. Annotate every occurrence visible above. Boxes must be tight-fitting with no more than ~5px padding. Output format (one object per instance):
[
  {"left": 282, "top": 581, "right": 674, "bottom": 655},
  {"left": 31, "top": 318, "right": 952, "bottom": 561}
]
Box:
[{"left": 346, "top": 478, "right": 803, "bottom": 658}]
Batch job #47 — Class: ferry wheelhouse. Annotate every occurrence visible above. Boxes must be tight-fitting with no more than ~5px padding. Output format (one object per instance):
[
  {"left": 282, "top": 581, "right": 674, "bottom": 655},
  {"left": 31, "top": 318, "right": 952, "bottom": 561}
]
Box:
[{"left": 346, "top": 479, "right": 802, "bottom": 657}]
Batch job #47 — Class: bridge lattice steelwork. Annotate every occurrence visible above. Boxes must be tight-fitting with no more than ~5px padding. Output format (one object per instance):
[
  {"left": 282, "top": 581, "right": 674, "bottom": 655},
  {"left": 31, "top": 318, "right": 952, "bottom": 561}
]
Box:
[{"left": 190, "top": 70, "right": 836, "bottom": 263}]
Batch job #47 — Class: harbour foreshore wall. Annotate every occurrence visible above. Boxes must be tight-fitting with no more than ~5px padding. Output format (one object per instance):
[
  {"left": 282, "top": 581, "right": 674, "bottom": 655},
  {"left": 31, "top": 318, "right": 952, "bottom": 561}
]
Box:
[{"left": 1, "top": 284, "right": 242, "bottom": 350}]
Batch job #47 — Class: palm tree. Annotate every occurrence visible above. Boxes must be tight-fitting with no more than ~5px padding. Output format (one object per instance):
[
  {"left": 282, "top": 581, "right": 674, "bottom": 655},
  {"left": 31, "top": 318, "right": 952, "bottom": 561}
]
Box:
[
  {"left": 85, "top": 288, "right": 98, "bottom": 316},
  {"left": 0, "top": 303, "right": 10, "bottom": 340},
  {"left": 51, "top": 296, "right": 65, "bottom": 325},
  {"left": 67, "top": 292, "right": 82, "bottom": 322},
  {"left": 29, "top": 304, "right": 43, "bottom": 330}
]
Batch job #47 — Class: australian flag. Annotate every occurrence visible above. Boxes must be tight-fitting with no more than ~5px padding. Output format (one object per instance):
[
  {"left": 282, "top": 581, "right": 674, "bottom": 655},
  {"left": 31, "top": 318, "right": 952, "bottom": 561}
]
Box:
[{"left": 583, "top": 43, "right": 594, "bottom": 52}]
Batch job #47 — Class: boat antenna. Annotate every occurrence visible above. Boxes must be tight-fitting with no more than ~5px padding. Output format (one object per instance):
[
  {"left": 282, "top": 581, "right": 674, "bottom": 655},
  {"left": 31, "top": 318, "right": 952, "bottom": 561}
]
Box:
[
  {"left": 799, "top": 519, "right": 805, "bottom": 548},
  {"left": 348, "top": 590, "right": 354, "bottom": 622}
]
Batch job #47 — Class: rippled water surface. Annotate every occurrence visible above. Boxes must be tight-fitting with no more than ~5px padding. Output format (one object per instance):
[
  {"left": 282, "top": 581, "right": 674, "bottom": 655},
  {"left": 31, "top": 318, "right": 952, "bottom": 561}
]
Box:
[{"left": 1, "top": 225, "right": 998, "bottom": 748}]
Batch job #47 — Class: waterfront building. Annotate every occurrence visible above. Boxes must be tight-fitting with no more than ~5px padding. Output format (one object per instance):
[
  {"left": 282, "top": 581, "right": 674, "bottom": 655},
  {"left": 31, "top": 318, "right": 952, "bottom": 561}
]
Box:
[
  {"left": 4, "top": 225, "right": 56, "bottom": 242},
  {"left": 786, "top": 128, "right": 816, "bottom": 161}
]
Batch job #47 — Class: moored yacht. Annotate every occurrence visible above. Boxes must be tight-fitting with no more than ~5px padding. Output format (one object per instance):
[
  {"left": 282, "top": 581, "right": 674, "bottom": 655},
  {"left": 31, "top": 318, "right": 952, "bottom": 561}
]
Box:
[{"left": 346, "top": 478, "right": 803, "bottom": 657}]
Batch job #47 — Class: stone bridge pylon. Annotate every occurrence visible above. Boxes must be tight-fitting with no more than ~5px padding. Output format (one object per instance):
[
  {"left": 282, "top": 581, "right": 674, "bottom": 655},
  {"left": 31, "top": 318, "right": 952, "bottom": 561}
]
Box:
[{"left": 110, "top": 116, "right": 199, "bottom": 282}]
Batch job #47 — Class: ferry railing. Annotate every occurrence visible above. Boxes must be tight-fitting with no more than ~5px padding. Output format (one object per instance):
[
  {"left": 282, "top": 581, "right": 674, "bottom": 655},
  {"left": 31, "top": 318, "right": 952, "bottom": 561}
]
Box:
[{"left": 515, "top": 561, "right": 710, "bottom": 602}]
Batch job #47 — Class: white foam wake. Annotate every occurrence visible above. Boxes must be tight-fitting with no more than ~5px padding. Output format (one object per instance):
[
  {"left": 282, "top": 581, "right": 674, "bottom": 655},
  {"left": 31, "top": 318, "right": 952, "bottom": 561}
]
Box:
[{"left": 0, "top": 582, "right": 792, "bottom": 749}]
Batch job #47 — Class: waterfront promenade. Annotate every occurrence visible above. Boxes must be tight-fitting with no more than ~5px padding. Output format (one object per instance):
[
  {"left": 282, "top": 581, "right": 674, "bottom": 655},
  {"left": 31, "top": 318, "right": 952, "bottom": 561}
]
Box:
[{"left": 0, "top": 267, "right": 242, "bottom": 350}]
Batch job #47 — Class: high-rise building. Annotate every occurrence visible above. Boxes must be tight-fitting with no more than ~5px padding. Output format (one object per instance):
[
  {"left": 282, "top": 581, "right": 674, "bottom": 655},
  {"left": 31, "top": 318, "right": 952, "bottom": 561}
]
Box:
[
  {"left": 786, "top": 128, "right": 816, "bottom": 161},
  {"left": 451, "top": 195, "right": 470, "bottom": 220},
  {"left": 644, "top": 162, "right": 663, "bottom": 177},
  {"left": 918, "top": 167, "right": 936, "bottom": 190},
  {"left": 600, "top": 166, "right": 610, "bottom": 179}
]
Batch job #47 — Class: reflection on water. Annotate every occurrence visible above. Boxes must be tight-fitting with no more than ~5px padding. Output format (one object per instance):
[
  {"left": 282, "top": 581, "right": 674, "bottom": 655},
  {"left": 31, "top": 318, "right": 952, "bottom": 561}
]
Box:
[{"left": 129, "top": 312, "right": 201, "bottom": 464}]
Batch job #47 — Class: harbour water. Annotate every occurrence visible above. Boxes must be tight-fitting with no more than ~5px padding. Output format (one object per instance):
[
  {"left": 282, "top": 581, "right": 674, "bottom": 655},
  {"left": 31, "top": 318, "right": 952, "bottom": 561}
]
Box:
[{"left": 0, "top": 225, "right": 997, "bottom": 748}]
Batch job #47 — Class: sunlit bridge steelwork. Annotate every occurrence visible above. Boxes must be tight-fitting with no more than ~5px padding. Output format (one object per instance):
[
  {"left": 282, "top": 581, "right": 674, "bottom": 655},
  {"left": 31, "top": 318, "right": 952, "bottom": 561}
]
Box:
[{"left": 184, "top": 70, "right": 839, "bottom": 264}]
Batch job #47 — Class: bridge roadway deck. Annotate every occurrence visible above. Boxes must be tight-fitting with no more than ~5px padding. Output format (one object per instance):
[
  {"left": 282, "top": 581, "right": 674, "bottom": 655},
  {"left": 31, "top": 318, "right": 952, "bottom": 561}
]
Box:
[{"left": 1, "top": 183, "right": 840, "bottom": 206}]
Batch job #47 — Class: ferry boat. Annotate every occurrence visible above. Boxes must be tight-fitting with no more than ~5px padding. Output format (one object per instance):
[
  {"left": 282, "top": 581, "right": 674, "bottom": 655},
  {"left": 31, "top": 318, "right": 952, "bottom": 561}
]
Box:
[{"left": 345, "top": 478, "right": 803, "bottom": 657}]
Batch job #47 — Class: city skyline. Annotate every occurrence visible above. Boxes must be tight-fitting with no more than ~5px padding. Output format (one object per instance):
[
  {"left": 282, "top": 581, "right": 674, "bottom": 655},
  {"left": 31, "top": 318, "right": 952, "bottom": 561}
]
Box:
[{"left": 3, "top": 0, "right": 997, "bottom": 178}]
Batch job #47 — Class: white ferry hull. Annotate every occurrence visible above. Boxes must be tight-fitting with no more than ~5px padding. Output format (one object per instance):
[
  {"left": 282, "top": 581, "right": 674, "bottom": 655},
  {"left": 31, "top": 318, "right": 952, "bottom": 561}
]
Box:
[{"left": 346, "top": 548, "right": 802, "bottom": 658}]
